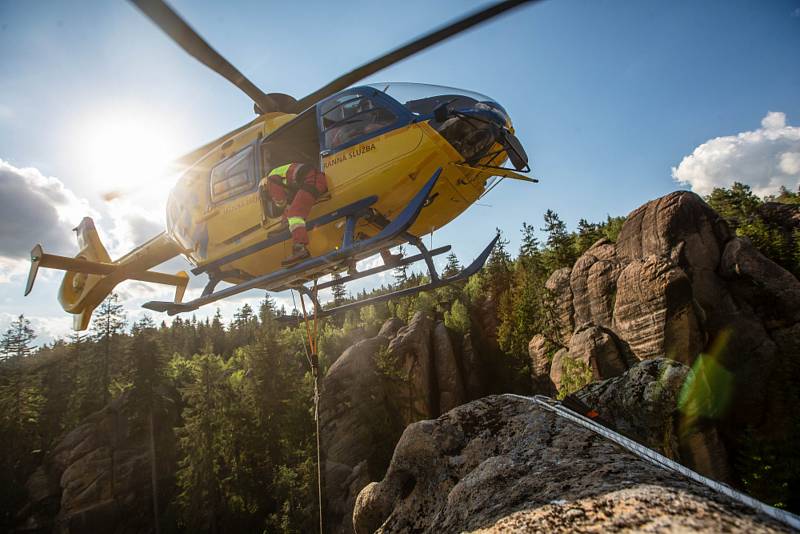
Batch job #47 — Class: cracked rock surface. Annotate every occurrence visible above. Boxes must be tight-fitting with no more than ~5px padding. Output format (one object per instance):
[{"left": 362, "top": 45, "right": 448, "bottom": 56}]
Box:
[{"left": 353, "top": 395, "right": 788, "bottom": 533}]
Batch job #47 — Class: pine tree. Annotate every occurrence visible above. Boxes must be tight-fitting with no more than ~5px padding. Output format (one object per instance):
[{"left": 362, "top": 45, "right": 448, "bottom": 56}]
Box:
[
  {"left": 231, "top": 304, "right": 258, "bottom": 349},
  {"left": 442, "top": 252, "right": 461, "bottom": 277},
  {"left": 1, "top": 315, "right": 36, "bottom": 361},
  {"left": 129, "top": 316, "right": 166, "bottom": 534},
  {"left": 331, "top": 273, "right": 348, "bottom": 306},
  {"left": 706, "top": 182, "right": 761, "bottom": 227},
  {"left": 209, "top": 309, "right": 226, "bottom": 356},
  {"left": 91, "top": 294, "right": 126, "bottom": 406},
  {"left": 519, "top": 222, "right": 541, "bottom": 271},
  {"left": 542, "top": 210, "right": 575, "bottom": 270},
  {"left": 485, "top": 229, "right": 512, "bottom": 298},
  {"left": 392, "top": 246, "right": 409, "bottom": 288},
  {"left": 176, "top": 352, "right": 227, "bottom": 533},
  {"left": 258, "top": 297, "right": 277, "bottom": 326}
]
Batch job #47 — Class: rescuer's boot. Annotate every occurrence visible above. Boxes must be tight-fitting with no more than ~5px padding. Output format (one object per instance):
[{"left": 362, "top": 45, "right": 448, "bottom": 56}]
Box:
[{"left": 282, "top": 243, "right": 311, "bottom": 266}]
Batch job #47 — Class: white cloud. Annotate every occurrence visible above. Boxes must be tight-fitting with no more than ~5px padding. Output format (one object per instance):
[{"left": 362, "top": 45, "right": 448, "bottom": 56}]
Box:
[
  {"left": 102, "top": 199, "right": 164, "bottom": 258},
  {"left": 672, "top": 111, "right": 800, "bottom": 196},
  {"left": 761, "top": 111, "right": 786, "bottom": 130},
  {"left": 0, "top": 158, "right": 96, "bottom": 259},
  {"left": 0, "top": 257, "right": 28, "bottom": 284},
  {"left": 779, "top": 152, "right": 800, "bottom": 175}
]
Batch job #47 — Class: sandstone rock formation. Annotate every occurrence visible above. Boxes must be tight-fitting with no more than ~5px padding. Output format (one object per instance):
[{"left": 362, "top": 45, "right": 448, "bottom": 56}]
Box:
[
  {"left": 548, "top": 323, "right": 628, "bottom": 391},
  {"left": 536, "top": 191, "right": 800, "bottom": 464},
  {"left": 16, "top": 389, "right": 178, "bottom": 533},
  {"left": 353, "top": 395, "right": 788, "bottom": 533},
  {"left": 321, "top": 313, "right": 484, "bottom": 534}
]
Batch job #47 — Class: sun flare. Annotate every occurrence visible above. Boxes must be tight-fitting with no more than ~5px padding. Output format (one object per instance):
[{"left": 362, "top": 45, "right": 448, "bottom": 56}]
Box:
[{"left": 75, "top": 111, "right": 185, "bottom": 204}]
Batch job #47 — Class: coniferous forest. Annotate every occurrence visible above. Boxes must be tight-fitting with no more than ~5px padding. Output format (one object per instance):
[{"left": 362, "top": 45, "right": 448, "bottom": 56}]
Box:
[{"left": 2, "top": 184, "right": 800, "bottom": 532}]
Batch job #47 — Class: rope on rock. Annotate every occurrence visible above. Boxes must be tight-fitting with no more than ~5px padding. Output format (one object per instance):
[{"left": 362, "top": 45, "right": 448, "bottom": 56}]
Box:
[
  {"left": 504, "top": 394, "right": 800, "bottom": 531},
  {"left": 294, "top": 283, "right": 324, "bottom": 534}
]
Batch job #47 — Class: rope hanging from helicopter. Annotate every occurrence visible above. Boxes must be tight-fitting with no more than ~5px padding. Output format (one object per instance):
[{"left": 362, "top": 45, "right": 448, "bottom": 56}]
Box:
[{"left": 291, "top": 282, "right": 324, "bottom": 534}]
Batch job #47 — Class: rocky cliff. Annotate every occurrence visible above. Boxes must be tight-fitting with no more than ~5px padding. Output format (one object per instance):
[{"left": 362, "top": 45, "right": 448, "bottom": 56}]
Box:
[
  {"left": 353, "top": 395, "right": 788, "bottom": 533},
  {"left": 531, "top": 191, "right": 800, "bottom": 484},
  {"left": 16, "top": 389, "right": 179, "bottom": 533},
  {"left": 320, "top": 312, "right": 488, "bottom": 534}
]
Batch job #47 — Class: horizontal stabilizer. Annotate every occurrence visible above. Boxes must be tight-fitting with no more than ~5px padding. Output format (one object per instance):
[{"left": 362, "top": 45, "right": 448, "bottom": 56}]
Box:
[{"left": 25, "top": 244, "right": 188, "bottom": 296}]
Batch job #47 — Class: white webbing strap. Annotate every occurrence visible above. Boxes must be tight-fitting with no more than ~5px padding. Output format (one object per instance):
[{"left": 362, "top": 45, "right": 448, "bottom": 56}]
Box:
[{"left": 502, "top": 393, "right": 800, "bottom": 531}]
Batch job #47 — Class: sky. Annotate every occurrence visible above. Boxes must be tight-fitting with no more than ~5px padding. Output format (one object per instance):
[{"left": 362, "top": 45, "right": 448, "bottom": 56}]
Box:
[{"left": 1, "top": 0, "right": 799, "bottom": 344}]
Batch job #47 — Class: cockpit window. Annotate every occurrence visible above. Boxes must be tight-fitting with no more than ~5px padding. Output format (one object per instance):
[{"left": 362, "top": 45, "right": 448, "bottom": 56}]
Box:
[
  {"left": 365, "top": 82, "right": 510, "bottom": 127},
  {"left": 210, "top": 145, "right": 255, "bottom": 203},
  {"left": 320, "top": 93, "right": 398, "bottom": 150}
]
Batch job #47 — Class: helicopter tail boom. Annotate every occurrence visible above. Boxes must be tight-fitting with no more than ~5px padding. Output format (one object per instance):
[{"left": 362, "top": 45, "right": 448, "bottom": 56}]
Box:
[{"left": 26, "top": 217, "right": 187, "bottom": 330}]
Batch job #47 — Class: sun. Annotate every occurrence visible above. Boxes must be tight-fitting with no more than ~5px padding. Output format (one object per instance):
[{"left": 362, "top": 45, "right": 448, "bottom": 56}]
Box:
[{"left": 75, "top": 110, "right": 185, "bottom": 204}]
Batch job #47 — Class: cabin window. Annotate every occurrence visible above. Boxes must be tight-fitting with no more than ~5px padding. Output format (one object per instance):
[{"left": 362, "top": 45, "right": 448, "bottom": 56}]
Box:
[
  {"left": 210, "top": 145, "right": 255, "bottom": 203},
  {"left": 320, "top": 93, "right": 398, "bottom": 151}
]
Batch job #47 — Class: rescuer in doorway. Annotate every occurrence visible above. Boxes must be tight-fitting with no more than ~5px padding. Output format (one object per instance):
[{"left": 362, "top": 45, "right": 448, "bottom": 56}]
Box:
[{"left": 261, "top": 163, "right": 328, "bottom": 266}]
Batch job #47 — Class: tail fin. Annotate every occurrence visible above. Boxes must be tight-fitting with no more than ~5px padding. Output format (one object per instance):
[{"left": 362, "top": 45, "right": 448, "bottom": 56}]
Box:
[
  {"left": 26, "top": 217, "right": 187, "bottom": 331},
  {"left": 58, "top": 218, "right": 114, "bottom": 330}
]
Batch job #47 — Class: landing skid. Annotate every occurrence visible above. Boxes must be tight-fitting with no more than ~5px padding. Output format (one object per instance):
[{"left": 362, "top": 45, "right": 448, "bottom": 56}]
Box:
[
  {"left": 143, "top": 167, "right": 497, "bottom": 318},
  {"left": 287, "top": 233, "right": 498, "bottom": 323}
]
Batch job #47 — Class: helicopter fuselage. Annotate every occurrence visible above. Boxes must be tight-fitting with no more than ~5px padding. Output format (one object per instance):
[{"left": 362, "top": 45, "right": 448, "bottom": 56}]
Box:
[{"left": 165, "top": 83, "right": 526, "bottom": 289}]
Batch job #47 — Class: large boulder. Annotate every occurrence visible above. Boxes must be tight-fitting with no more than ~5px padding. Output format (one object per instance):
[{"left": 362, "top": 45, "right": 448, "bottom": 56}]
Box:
[
  {"left": 385, "top": 313, "right": 436, "bottom": 425},
  {"left": 548, "top": 324, "right": 628, "bottom": 392},
  {"left": 353, "top": 395, "right": 785, "bottom": 533},
  {"left": 612, "top": 255, "right": 704, "bottom": 363},
  {"left": 615, "top": 190, "right": 730, "bottom": 272},
  {"left": 544, "top": 268, "right": 574, "bottom": 345},
  {"left": 527, "top": 334, "right": 555, "bottom": 395},
  {"left": 569, "top": 239, "right": 621, "bottom": 328},
  {"left": 432, "top": 322, "right": 466, "bottom": 413}
]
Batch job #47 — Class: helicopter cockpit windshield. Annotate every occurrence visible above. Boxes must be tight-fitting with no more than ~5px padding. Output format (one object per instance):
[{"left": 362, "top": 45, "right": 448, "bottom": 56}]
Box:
[
  {"left": 363, "top": 83, "right": 523, "bottom": 172},
  {"left": 365, "top": 82, "right": 512, "bottom": 129}
]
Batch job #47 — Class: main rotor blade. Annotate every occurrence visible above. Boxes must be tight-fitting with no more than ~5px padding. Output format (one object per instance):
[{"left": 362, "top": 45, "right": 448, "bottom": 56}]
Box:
[
  {"left": 129, "top": 0, "right": 278, "bottom": 113},
  {"left": 293, "top": 0, "right": 538, "bottom": 112}
]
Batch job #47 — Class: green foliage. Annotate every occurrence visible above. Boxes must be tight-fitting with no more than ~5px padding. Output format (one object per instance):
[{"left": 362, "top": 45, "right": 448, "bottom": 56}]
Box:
[
  {"left": 706, "top": 182, "right": 761, "bottom": 225},
  {"left": 603, "top": 215, "right": 626, "bottom": 242},
  {"left": 444, "top": 299, "right": 470, "bottom": 334},
  {"left": 557, "top": 357, "right": 593, "bottom": 399},
  {"left": 1, "top": 314, "right": 36, "bottom": 360},
  {"left": 542, "top": 210, "right": 576, "bottom": 271},
  {"left": 736, "top": 425, "right": 800, "bottom": 510},
  {"left": 767, "top": 185, "right": 800, "bottom": 205},
  {"left": 375, "top": 344, "right": 405, "bottom": 383},
  {"left": 706, "top": 182, "right": 800, "bottom": 277}
]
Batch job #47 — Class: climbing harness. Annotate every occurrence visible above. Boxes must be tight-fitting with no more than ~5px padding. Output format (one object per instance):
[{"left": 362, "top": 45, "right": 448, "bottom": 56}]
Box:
[
  {"left": 504, "top": 394, "right": 800, "bottom": 531},
  {"left": 293, "top": 283, "right": 324, "bottom": 534}
]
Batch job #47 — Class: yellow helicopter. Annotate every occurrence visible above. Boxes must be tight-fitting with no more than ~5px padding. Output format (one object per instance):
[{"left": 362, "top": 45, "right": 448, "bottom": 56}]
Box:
[{"left": 24, "top": 0, "right": 537, "bottom": 331}]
